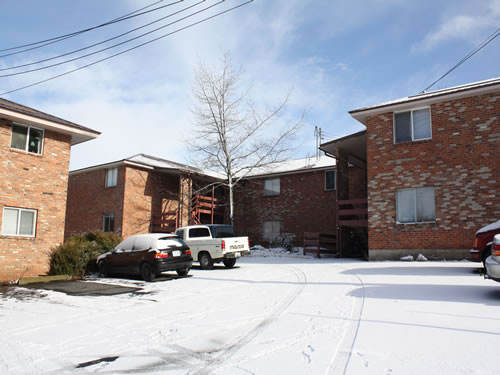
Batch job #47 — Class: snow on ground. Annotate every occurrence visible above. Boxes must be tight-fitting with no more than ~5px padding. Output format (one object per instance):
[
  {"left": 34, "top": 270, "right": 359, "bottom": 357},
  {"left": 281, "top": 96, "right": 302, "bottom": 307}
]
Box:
[{"left": 0, "top": 249, "right": 499, "bottom": 374}]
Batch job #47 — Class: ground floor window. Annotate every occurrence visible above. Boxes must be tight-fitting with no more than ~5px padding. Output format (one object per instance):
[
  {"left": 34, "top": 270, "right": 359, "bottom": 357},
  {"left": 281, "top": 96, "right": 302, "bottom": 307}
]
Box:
[
  {"left": 396, "top": 187, "right": 435, "bottom": 224},
  {"left": 1, "top": 207, "right": 37, "bottom": 237},
  {"left": 103, "top": 212, "right": 115, "bottom": 232},
  {"left": 263, "top": 220, "right": 280, "bottom": 241}
]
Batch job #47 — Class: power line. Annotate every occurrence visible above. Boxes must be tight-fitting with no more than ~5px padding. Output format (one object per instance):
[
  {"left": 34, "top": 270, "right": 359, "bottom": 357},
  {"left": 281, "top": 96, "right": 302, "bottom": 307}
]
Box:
[
  {"left": 421, "top": 27, "right": 500, "bottom": 93},
  {"left": 0, "top": 0, "right": 182, "bottom": 57},
  {"left": 0, "top": 0, "right": 254, "bottom": 96},
  {"left": 0, "top": 0, "right": 206, "bottom": 74}
]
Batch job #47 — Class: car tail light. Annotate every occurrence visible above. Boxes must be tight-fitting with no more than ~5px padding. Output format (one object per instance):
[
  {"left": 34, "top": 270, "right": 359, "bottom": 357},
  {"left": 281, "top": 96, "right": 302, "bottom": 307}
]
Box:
[
  {"left": 154, "top": 252, "right": 169, "bottom": 259},
  {"left": 221, "top": 240, "right": 225, "bottom": 250},
  {"left": 186, "top": 248, "right": 191, "bottom": 255},
  {"left": 473, "top": 238, "right": 478, "bottom": 249},
  {"left": 248, "top": 238, "right": 250, "bottom": 248},
  {"left": 493, "top": 242, "right": 500, "bottom": 256}
]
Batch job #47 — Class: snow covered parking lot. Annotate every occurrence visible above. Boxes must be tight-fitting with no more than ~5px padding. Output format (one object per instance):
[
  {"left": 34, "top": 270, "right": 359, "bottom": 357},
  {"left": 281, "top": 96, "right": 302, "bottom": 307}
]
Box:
[{"left": 1, "top": 253, "right": 499, "bottom": 374}]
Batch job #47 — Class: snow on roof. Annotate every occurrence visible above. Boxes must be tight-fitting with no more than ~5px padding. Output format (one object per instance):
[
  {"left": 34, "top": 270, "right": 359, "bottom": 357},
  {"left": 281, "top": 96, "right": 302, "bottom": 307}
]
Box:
[
  {"left": 243, "top": 155, "right": 335, "bottom": 178},
  {"left": 476, "top": 219, "right": 500, "bottom": 235},
  {"left": 349, "top": 77, "right": 500, "bottom": 115}
]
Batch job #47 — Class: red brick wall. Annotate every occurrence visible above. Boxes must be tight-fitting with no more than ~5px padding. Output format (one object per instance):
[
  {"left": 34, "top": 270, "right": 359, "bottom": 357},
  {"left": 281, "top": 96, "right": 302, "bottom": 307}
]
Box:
[
  {"left": 365, "top": 92, "right": 499, "bottom": 258},
  {"left": 122, "top": 167, "right": 182, "bottom": 237},
  {"left": 233, "top": 169, "right": 338, "bottom": 247},
  {"left": 0, "top": 119, "right": 71, "bottom": 281},
  {"left": 65, "top": 165, "right": 125, "bottom": 238}
]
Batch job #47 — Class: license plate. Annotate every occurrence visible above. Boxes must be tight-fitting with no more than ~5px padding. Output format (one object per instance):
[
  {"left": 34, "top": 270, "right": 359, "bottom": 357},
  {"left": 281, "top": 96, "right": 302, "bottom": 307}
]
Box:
[{"left": 172, "top": 250, "right": 181, "bottom": 257}]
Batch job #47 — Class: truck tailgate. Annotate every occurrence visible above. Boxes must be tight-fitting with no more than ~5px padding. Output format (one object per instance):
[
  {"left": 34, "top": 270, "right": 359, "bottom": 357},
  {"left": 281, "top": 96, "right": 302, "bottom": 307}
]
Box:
[{"left": 224, "top": 237, "right": 249, "bottom": 253}]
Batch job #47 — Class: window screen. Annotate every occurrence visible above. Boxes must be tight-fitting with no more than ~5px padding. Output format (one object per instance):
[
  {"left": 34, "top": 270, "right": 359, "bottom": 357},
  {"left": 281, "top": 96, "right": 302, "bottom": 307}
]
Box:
[
  {"left": 264, "top": 178, "right": 280, "bottom": 196},
  {"left": 263, "top": 221, "right": 280, "bottom": 241},
  {"left": 1, "top": 207, "right": 36, "bottom": 236},
  {"left": 325, "top": 170, "right": 336, "bottom": 191},
  {"left": 106, "top": 168, "right": 118, "bottom": 187},
  {"left": 394, "top": 108, "right": 431, "bottom": 143},
  {"left": 396, "top": 187, "right": 435, "bottom": 223},
  {"left": 11, "top": 124, "right": 44, "bottom": 154}
]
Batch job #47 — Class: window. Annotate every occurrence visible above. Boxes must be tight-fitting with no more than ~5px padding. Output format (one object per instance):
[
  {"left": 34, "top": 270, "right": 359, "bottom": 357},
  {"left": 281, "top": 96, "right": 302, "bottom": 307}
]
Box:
[
  {"left": 1, "top": 207, "right": 37, "bottom": 237},
  {"left": 10, "top": 124, "right": 44, "bottom": 154},
  {"left": 264, "top": 178, "right": 280, "bottom": 196},
  {"left": 394, "top": 108, "right": 431, "bottom": 143},
  {"left": 189, "top": 227, "right": 211, "bottom": 238},
  {"left": 263, "top": 220, "right": 280, "bottom": 241},
  {"left": 105, "top": 167, "right": 118, "bottom": 187},
  {"left": 325, "top": 170, "right": 336, "bottom": 191},
  {"left": 396, "top": 187, "right": 435, "bottom": 224},
  {"left": 103, "top": 213, "right": 114, "bottom": 232}
]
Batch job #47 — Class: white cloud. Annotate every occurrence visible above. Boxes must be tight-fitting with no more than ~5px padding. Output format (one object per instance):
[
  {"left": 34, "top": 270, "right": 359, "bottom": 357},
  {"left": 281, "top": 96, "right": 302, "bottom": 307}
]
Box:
[{"left": 412, "top": 0, "right": 500, "bottom": 53}]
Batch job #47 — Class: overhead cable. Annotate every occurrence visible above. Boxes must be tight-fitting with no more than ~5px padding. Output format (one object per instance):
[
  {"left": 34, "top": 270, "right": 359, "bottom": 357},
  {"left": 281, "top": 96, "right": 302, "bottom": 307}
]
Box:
[
  {"left": 0, "top": 0, "right": 182, "bottom": 57},
  {"left": 0, "top": 1, "right": 254, "bottom": 96},
  {"left": 0, "top": 0, "right": 205, "bottom": 73},
  {"left": 420, "top": 27, "right": 500, "bottom": 93}
]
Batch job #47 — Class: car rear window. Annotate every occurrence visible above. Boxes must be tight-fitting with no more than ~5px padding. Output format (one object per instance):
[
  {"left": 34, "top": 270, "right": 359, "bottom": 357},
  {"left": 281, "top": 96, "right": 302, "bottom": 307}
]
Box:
[
  {"left": 213, "top": 226, "right": 236, "bottom": 238},
  {"left": 157, "top": 238, "right": 185, "bottom": 249},
  {"left": 189, "top": 227, "right": 211, "bottom": 238}
]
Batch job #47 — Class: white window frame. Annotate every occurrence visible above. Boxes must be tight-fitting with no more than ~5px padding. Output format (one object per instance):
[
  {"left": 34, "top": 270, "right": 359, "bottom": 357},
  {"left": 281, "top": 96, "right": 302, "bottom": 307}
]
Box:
[
  {"left": 10, "top": 123, "right": 44, "bottom": 155},
  {"left": 324, "top": 169, "right": 336, "bottom": 191},
  {"left": 396, "top": 187, "right": 436, "bottom": 224},
  {"left": 264, "top": 178, "right": 280, "bottom": 196},
  {"left": 1, "top": 207, "right": 37, "bottom": 237},
  {"left": 263, "top": 220, "right": 280, "bottom": 241},
  {"left": 103, "top": 212, "right": 114, "bottom": 232},
  {"left": 105, "top": 167, "right": 118, "bottom": 187},
  {"left": 393, "top": 107, "right": 432, "bottom": 144}
]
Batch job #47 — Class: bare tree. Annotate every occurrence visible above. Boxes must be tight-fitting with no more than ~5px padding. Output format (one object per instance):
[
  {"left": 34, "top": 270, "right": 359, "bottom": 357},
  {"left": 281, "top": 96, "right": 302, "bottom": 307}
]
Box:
[{"left": 188, "top": 54, "right": 303, "bottom": 225}]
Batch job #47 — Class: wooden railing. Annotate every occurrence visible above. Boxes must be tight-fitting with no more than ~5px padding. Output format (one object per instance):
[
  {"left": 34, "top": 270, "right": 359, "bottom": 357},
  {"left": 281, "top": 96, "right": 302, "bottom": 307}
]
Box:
[
  {"left": 191, "top": 194, "right": 224, "bottom": 224},
  {"left": 304, "top": 232, "right": 337, "bottom": 258},
  {"left": 151, "top": 210, "right": 178, "bottom": 233},
  {"left": 338, "top": 199, "right": 368, "bottom": 227}
]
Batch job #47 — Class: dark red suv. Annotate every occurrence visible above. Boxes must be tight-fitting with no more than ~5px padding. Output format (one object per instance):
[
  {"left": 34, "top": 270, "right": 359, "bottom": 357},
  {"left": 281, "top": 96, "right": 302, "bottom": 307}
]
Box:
[
  {"left": 470, "top": 220, "right": 500, "bottom": 266},
  {"left": 97, "top": 233, "right": 193, "bottom": 281}
]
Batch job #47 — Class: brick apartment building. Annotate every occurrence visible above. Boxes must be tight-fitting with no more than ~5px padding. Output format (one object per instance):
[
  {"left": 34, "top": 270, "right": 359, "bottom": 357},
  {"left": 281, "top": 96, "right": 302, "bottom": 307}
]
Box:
[
  {"left": 65, "top": 154, "right": 223, "bottom": 239},
  {"left": 233, "top": 156, "right": 365, "bottom": 248},
  {"left": 0, "top": 98, "right": 99, "bottom": 282},
  {"left": 321, "top": 78, "right": 499, "bottom": 260}
]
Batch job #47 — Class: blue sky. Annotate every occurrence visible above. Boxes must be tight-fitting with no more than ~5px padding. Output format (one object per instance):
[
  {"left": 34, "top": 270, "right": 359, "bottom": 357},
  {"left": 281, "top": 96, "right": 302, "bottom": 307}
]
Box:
[{"left": 1, "top": 0, "right": 499, "bottom": 170}]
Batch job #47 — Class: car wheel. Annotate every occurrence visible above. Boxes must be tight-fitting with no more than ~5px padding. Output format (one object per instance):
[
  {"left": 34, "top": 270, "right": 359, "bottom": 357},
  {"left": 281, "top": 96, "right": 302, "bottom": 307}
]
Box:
[
  {"left": 223, "top": 258, "right": 237, "bottom": 268},
  {"left": 176, "top": 267, "right": 190, "bottom": 276},
  {"left": 482, "top": 246, "right": 492, "bottom": 268},
  {"left": 98, "top": 261, "right": 109, "bottom": 277},
  {"left": 141, "top": 263, "right": 155, "bottom": 282},
  {"left": 199, "top": 252, "right": 213, "bottom": 270}
]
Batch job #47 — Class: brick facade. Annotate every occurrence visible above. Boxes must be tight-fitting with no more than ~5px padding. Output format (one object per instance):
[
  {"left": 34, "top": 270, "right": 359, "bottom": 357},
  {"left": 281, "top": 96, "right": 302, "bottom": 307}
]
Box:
[
  {"left": 66, "top": 164, "right": 194, "bottom": 239},
  {"left": 365, "top": 91, "right": 499, "bottom": 259},
  {"left": 0, "top": 119, "right": 72, "bottom": 281},
  {"left": 233, "top": 167, "right": 364, "bottom": 247}
]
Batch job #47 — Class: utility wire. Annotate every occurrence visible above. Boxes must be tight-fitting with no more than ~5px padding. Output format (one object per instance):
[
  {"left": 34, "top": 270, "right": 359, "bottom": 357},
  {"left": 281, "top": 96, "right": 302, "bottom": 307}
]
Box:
[
  {"left": 0, "top": 0, "right": 205, "bottom": 73},
  {"left": 0, "top": 0, "right": 182, "bottom": 57},
  {"left": 0, "top": 0, "right": 254, "bottom": 96},
  {"left": 421, "top": 27, "right": 500, "bottom": 93}
]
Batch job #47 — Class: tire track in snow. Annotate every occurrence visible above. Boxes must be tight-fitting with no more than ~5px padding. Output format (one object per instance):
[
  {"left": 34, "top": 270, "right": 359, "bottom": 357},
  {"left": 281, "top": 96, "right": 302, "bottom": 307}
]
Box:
[
  {"left": 187, "top": 264, "right": 308, "bottom": 374},
  {"left": 326, "top": 265, "right": 366, "bottom": 375}
]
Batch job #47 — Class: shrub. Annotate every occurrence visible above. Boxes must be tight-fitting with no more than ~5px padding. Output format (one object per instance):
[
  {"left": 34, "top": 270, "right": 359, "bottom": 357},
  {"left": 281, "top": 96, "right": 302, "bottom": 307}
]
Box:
[
  {"left": 270, "top": 233, "right": 296, "bottom": 251},
  {"left": 50, "top": 232, "right": 122, "bottom": 276}
]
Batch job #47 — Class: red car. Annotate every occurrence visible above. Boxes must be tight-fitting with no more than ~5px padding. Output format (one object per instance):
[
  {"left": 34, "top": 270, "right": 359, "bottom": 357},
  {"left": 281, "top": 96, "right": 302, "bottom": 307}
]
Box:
[{"left": 470, "top": 220, "right": 500, "bottom": 266}]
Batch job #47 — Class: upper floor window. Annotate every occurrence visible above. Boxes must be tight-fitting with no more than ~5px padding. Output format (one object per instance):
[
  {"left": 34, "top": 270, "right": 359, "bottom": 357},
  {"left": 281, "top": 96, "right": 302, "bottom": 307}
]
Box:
[
  {"left": 394, "top": 108, "right": 431, "bottom": 144},
  {"left": 11, "top": 124, "right": 44, "bottom": 154},
  {"left": 396, "top": 187, "right": 435, "bottom": 224},
  {"left": 1, "top": 207, "right": 37, "bottom": 237},
  {"left": 325, "top": 170, "right": 336, "bottom": 191},
  {"left": 105, "top": 167, "right": 118, "bottom": 187},
  {"left": 264, "top": 178, "right": 280, "bottom": 196}
]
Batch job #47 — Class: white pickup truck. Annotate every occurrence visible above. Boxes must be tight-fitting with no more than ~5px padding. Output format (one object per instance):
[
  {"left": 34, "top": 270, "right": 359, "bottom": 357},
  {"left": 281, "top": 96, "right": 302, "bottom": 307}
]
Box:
[{"left": 174, "top": 224, "right": 250, "bottom": 269}]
